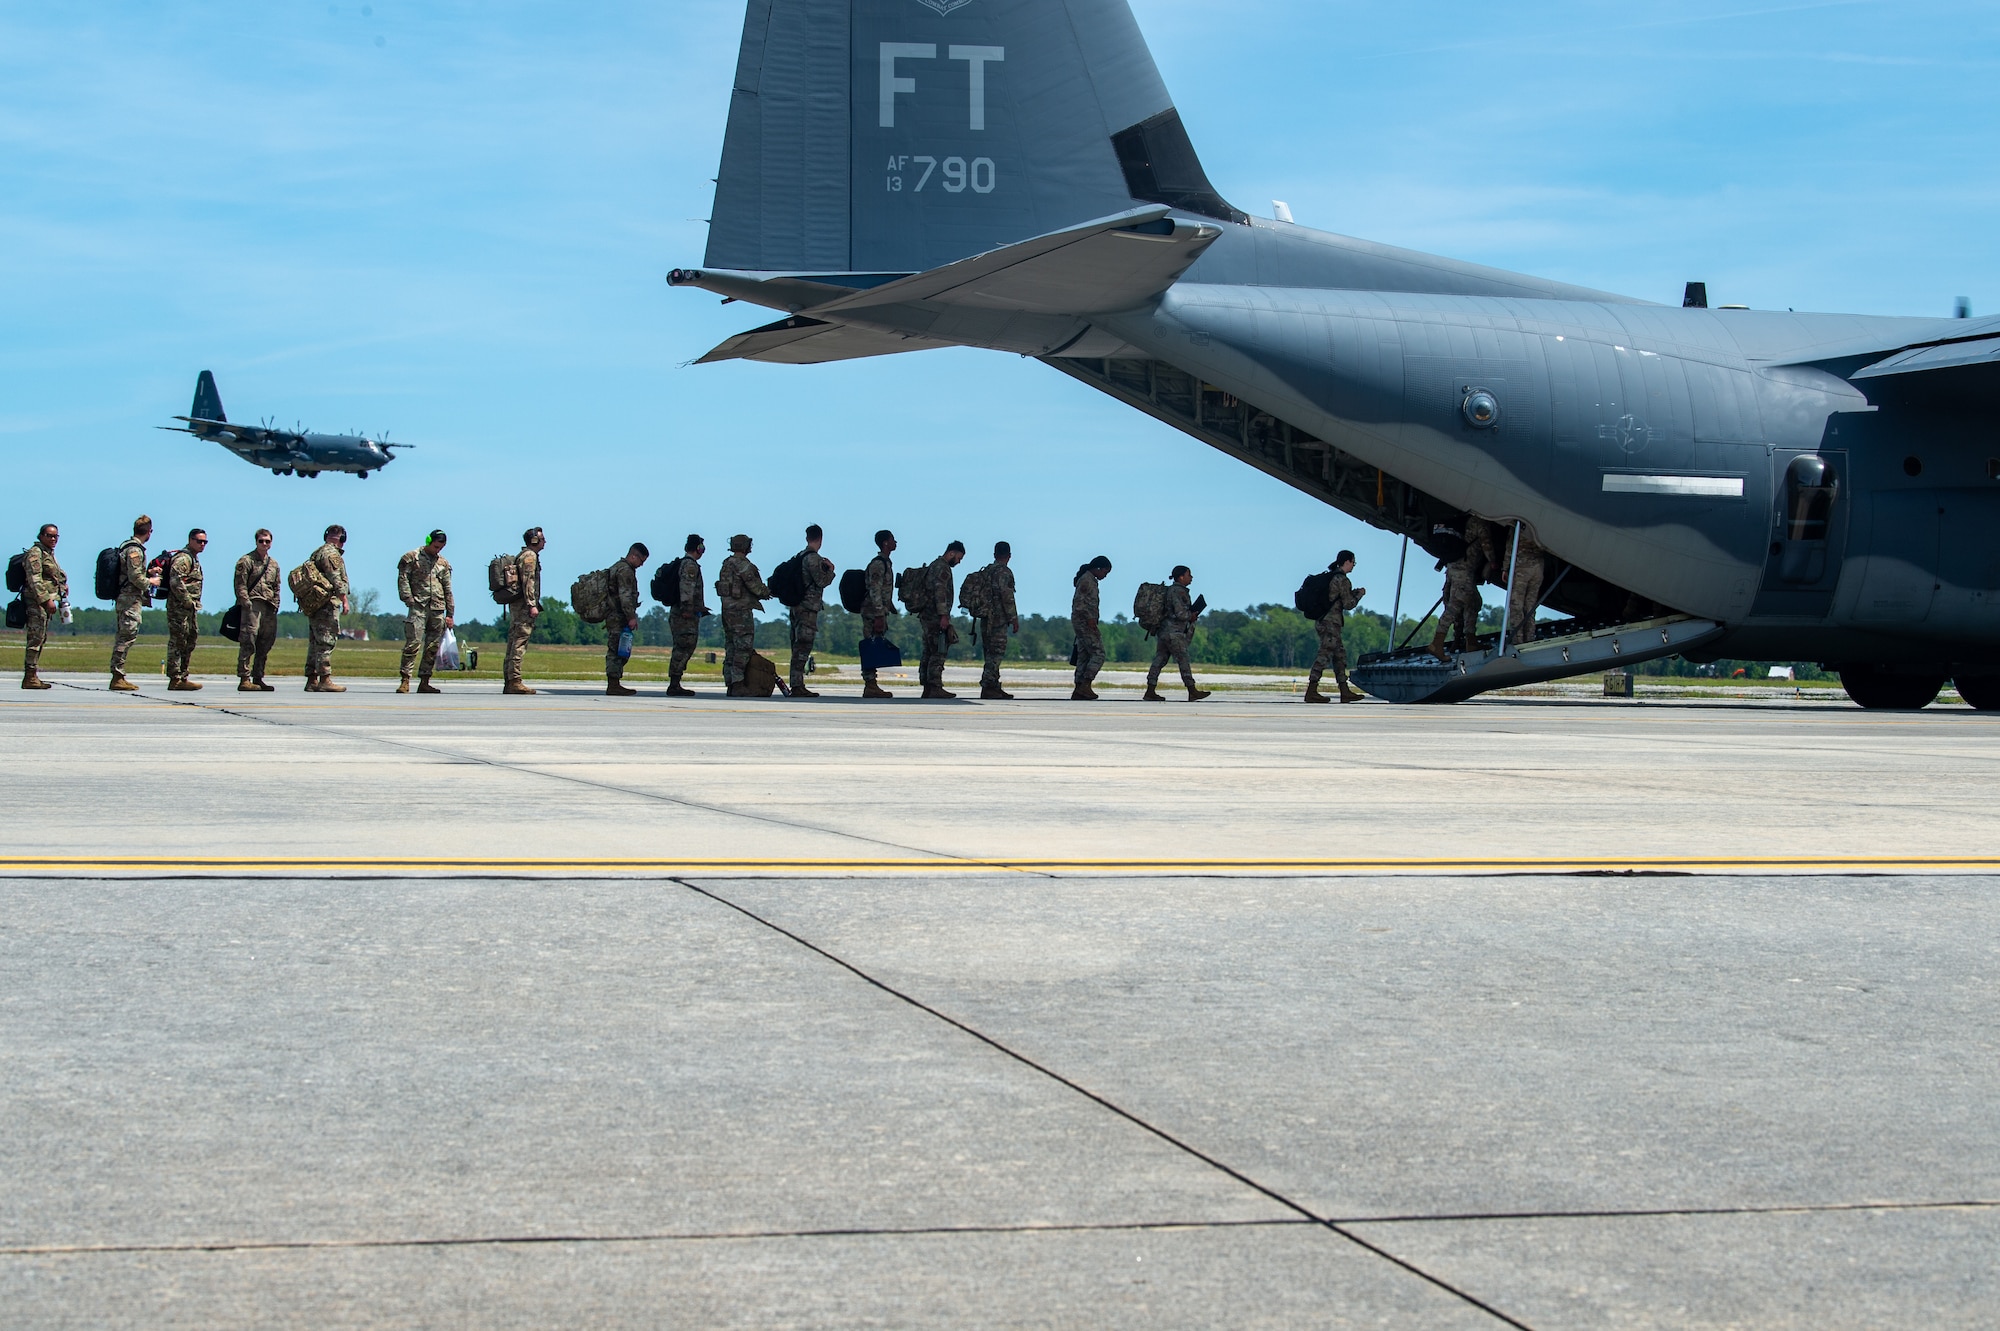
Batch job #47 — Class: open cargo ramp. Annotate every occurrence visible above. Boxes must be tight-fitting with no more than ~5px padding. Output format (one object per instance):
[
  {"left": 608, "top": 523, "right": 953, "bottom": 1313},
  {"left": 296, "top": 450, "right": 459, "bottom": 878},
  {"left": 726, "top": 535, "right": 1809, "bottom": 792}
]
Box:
[{"left": 1354, "top": 614, "right": 1725, "bottom": 704}]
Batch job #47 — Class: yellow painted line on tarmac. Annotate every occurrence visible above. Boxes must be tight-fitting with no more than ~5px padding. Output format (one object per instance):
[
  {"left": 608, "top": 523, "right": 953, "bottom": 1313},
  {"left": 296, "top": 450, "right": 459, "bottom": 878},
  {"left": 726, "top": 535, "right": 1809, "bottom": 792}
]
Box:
[{"left": 2, "top": 855, "right": 1998, "bottom": 877}]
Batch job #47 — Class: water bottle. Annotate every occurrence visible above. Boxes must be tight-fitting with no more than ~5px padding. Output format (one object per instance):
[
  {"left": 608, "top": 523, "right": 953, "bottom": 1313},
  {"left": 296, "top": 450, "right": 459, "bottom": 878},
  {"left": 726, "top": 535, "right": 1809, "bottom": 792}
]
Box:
[{"left": 617, "top": 627, "right": 633, "bottom": 660}]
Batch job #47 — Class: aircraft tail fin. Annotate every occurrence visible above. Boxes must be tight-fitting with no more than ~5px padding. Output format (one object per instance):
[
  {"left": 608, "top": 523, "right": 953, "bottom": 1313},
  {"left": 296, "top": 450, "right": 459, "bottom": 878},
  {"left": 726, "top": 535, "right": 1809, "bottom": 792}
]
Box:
[
  {"left": 704, "top": 0, "right": 1241, "bottom": 276},
  {"left": 191, "top": 370, "right": 225, "bottom": 423}
]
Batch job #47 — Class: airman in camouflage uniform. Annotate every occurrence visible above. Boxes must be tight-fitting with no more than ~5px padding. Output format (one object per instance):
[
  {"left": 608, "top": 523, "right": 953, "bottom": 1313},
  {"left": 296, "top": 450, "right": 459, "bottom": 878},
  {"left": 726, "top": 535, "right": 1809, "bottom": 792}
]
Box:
[
  {"left": 396, "top": 530, "right": 455, "bottom": 694},
  {"left": 716, "top": 534, "right": 769, "bottom": 696},
  {"left": 1505, "top": 522, "right": 1546, "bottom": 645},
  {"left": 973, "top": 540, "right": 1019, "bottom": 700},
  {"left": 18, "top": 524, "right": 66, "bottom": 690},
  {"left": 604, "top": 543, "right": 647, "bottom": 697},
  {"left": 667, "top": 534, "right": 706, "bottom": 697},
  {"left": 1143, "top": 566, "right": 1210, "bottom": 702},
  {"left": 304, "top": 525, "right": 351, "bottom": 692},
  {"left": 1069, "top": 555, "right": 1111, "bottom": 700},
  {"left": 504, "top": 527, "right": 544, "bottom": 695},
  {"left": 919, "top": 541, "right": 964, "bottom": 700},
  {"left": 1464, "top": 515, "right": 1503, "bottom": 588},
  {"left": 1305, "top": 551, "right": 1364, "bottom": 704},
  {"left": 860, "top": 530, "right": 897, "bottom": 699},
  {"left": 165, "top": 529, "right": 208, "bottom": 690},
  {"left": 108, "top": 515, "right": 157, "bottom": 691},
  {"left": 234, "top": 528, "right": 281, "bottom": 691},
  {"left": 1427, "top": 522, "right": 1478, "bottom": 661},
  {"left": 787, "top": 524, "right": 835, "bottom": 698}
]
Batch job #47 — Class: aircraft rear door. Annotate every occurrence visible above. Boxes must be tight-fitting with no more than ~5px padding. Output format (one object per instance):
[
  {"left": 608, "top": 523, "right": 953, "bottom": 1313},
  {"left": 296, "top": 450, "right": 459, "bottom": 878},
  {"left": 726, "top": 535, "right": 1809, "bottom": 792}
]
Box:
[{"left": 1750, "top": 448, "right": 1848, "bottom": 618}]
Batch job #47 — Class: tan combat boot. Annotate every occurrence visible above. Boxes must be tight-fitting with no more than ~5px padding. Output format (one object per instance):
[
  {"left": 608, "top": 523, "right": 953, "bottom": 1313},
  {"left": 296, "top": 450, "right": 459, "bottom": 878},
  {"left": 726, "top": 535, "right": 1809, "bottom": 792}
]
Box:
[
  {"left": 417, "top": 676, "right": 442, "bottom": 695},
  {"left": 791, "top": 684, "right": 820, "bottom": 698},
  {"left": 395, "top": 675, "right": 411, "bottom": 694},
  {"left": 862, "top": 681, "right": 893, "bottom": 699},
  {"left": 1141, "top": 687, "right": 1166, "bottom": 702},
  {"left": 606, "top": 680, "right": 637, "bottom": 697},
  {"left": 1187, "top": 686, "right": 1212, "bottom": 702},
  {"left": 979, "top": 684, "right": 1013, "bottom": 700},
  {"left": 169, "top": 677, "right": 202, "bottom": 691},
  {"left": 1303, "top": 686, "right": 1331, "bottom": 704},
  {"left": 238, "top": 678, "right": 258, "bottom": 692},
  {"left": 109, "top": 673, "right": 139, "bottom": 692},
  {"left": 1428, "top": 628, "right": 1452, "bottom": 663},
  {"left": 1070, "top": 685, "right": 1099, "bottom": 701},
  {"left": 504, "top": 679, "right": 535, "bottom": 696},
  {"left": 319, "top": 672, "right": 347, "bottom": 693},
  {"left": 1339, "top": 682, "right": 1365, "bottom": 703},
  {"left": 665, "top": 683, "right": 696, "bottom": 697},
  {"left": 254, "top": 678, "right": 274, "bottom": 692},
  {"left": 304, "top": 674, "right": 321, "bottom": 692},
  {"left": 22, "top": 670, "right": 51, "bottom": 691}
]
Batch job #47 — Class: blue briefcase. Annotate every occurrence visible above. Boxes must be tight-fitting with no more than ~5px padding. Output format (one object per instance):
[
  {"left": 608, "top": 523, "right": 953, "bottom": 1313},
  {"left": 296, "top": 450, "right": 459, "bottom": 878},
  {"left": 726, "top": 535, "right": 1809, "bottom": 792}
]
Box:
[{"left": 858, "top": 636, "right": 902, "bottom": 671}]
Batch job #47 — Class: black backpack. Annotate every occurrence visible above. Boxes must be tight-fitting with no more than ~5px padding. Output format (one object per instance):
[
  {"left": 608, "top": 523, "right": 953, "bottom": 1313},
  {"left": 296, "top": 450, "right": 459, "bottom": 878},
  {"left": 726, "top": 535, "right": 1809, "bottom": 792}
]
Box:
[
  {"left": 650, "top": 556, "right": 684, "bottom": 606},
  {"left": 838, "top": 568, "right": 867, "bottom": 612},
  {"left": 768, "top": 554, "right": 806, "bottom": 608},
  {"left": 4, "top": 551, "right": 25, "bottom": 595},
  {"left": 1294, "top": 571, "right": 1335, "bottom": 621},
  {"left": 94, "top": 547, "right": 123, "bottom": 601}
]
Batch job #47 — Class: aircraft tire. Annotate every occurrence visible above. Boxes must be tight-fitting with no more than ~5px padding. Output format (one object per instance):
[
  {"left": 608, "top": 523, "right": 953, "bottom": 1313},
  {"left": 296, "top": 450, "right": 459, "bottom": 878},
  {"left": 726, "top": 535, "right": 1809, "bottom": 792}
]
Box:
[
  {"left": 1838, "top": 667, "right": 1945, "bottom": 710},
  {"left": 271, "top": 468, "right": 283, "bottom": 476},
  {"left": 358, "top": 470, "right": 369, "bottom": 479},
  {"left": 1951, "top": 674, "right": 2000, "bottom": 712}
]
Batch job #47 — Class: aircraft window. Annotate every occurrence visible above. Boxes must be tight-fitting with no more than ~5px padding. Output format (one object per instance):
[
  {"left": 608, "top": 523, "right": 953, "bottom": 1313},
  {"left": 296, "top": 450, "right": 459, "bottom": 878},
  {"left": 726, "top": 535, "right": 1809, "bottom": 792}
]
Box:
[
  {"left": 1785, "top": 454, "right": 1837, "bottom": 542},
  {"left": 1903, "top": 455, "right": 1923, "bottom": 477},
  {"left": 1461, "top": 389, "right": 1500, "bottom": 429}
]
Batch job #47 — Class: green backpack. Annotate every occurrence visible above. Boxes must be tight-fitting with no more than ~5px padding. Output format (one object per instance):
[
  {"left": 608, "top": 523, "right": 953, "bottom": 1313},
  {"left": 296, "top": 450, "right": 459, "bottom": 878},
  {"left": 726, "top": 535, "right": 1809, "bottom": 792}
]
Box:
[{"left": 957, "top": 566, "right": 993, "bottom": 619}]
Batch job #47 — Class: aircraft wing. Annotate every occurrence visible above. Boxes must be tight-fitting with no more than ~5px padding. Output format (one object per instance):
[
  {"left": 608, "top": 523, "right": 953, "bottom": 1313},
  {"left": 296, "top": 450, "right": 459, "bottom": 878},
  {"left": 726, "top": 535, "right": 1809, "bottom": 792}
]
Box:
[
  {"left": 1784, "top": 319, "right": 2000, "bottom": 406},
  {"left": 695, "top": 316, "right": 957, "bottom": 365},
  {"left": 170, "top": 417, "right": 300, "bottom": 448}
]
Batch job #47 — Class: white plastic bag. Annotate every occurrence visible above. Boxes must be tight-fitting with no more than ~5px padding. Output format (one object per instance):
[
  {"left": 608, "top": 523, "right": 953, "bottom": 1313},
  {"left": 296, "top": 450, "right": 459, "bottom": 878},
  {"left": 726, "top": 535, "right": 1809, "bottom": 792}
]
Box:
[{"left": 435, "top": 626, "right": 461, "bottom": 672}]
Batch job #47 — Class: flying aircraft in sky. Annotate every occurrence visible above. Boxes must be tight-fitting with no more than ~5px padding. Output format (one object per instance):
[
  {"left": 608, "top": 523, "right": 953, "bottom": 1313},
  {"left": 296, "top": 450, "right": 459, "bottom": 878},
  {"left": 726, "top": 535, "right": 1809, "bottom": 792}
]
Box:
[
  {"left": 671, "top": 0, "right": 2000, "bottom": 709},
  {"left": 162, "top": 370, "right": 410, "bottom": 479}
]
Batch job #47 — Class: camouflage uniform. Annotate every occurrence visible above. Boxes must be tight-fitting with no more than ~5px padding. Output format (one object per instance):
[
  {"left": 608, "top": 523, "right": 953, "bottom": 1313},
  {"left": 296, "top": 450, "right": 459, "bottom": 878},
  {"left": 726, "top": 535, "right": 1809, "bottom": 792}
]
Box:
[
  {"left": 396, "top": 548, "right": 455, "bottom": 681},
  {"left": 20, "top": 544, "right": 67, "bottom": 680},
  {"left": 787, "top": 548, "right": 835, "bottom": 692},
  {"left": 668, "top": 556, "right": 706, "bottom": 687},
  {"left": 1440, "top": 559, "right": 1479, "bottom": 652},
  {"left": 974, "top": 561, "right": 1017, "bottom": 691},
  {"left": 1145, "top": 582, "right": 1199, "bottom": 692},
  {"left": 1505, "top": 525, "right": 1546, "bottom": 644},
  {"left": 603, "top": 559, "right": 640, "bottom": 682},
  {"left": 861, "top": 552, "right": 895, "bottom": 686},
  {"left": 1071, "top": 569, "right": 1105, "bottom": 691},
  {"left": 110, "top": 538, "right": 150, "bottom": 678},
  {"left": 505, "top": 547, "right": 541, "bottom": 686},
  {"left": 1306, "top": 571, "right": 1361, "bottom": 697},
  {"left": 919, "top": 555, "right": 956, "bottom": 691},
  {"left": 304, "top": 542, "right": 349, "bottom": 678},
  {"left": 715, "top": 552, "right": 768, "bottom": 687},
  {"left": 1464, "top": 516, "right": 1503, "bottom": 587},
  {"left": 233, "top": 549, "right": 282, "bottom": 683},
  {"left": 165, "top": 549, "right": 203, "bottom": 681}
]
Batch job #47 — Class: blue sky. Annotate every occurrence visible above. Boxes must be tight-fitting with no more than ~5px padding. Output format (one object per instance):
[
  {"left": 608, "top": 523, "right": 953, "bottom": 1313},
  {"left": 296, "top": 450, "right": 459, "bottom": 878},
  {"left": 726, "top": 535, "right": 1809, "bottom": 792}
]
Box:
[{"left": 5, "top": 1, "right": 1996, "bottom": 617}]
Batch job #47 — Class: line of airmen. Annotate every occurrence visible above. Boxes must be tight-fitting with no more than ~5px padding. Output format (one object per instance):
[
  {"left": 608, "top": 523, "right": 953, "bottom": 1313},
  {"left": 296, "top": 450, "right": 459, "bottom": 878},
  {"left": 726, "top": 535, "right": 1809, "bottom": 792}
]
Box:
[{"left": 12, "top": 515, "right": 1543, "bottom": 699}]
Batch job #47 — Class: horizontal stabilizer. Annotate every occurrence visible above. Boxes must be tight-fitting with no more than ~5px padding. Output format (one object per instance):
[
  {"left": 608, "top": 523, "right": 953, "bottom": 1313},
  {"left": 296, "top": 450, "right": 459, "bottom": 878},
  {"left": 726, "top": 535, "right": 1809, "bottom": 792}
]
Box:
[
  {"left": 810, "top": 206, "right": 1218, "bottom": 317},
  {"left": 697, "top": 316, "right": 954, "bottom": 365}
]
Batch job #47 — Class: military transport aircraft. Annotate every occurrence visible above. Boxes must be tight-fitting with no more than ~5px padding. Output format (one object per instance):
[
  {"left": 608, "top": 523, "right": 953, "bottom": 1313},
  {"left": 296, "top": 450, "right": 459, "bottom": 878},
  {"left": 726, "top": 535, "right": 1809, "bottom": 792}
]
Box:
[
  {"left": 671, "top": 0, "right": 2000, "bottom": 708},
  {"left": 162, "top": 371, "right": 410, "bottom": 479}
]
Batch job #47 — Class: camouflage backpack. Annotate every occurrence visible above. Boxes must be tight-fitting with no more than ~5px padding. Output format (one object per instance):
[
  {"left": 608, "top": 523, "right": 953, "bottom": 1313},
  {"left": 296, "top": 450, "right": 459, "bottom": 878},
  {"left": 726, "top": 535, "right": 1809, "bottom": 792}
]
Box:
[
  {"left": 895, "top": 565, "right": 929, "bottom": 614},
  {"left": 570, "top": 568, "right": 611, "bottom": 624},
  {"left": 287, "top": 558, "right": 332, "bottom": 614},
  {"left": 957, "top": 566, "right": 992, "bottom": 620},
  {"left": 1132, "top": 581, "right": 1167, "bottom": 634},
  {"left": 487, "top": 554, "right": 522, "bottom": 606}
]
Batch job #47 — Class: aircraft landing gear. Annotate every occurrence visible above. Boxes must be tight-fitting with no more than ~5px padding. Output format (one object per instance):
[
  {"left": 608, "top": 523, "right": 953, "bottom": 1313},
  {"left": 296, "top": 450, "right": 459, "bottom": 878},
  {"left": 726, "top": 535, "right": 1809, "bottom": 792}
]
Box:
[
  {"left": 1952, "top": 674, "right": 2000, "bottom": 711},
  {"left": 358, "top": 470, "right": 369, "bottom": 479},
  {"left": 272, "top": 467, "right": 284, "bottom": 476},
  {"left": 1839, "top": 666, "right": 1946, "bottom": 710}
]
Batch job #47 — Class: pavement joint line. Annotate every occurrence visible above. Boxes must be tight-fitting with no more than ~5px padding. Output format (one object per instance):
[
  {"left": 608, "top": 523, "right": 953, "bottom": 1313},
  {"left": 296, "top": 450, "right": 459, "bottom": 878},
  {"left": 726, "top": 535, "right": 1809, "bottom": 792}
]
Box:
[
  {"left": 0, "top": 1217, "right": 1318, "bottom": 1258},
  {"left": 671, "top": 876, "right": 1538, "bottom": 1331},
  {"left": 59, "top": 682, "right": 1048, "bottom": 878}
]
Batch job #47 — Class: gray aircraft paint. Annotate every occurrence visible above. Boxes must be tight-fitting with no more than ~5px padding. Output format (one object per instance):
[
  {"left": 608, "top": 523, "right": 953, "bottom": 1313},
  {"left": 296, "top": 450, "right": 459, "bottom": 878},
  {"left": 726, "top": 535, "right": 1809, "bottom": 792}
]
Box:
[{"left": 678, "top": 0, "right": 2000, "bottom": 691}]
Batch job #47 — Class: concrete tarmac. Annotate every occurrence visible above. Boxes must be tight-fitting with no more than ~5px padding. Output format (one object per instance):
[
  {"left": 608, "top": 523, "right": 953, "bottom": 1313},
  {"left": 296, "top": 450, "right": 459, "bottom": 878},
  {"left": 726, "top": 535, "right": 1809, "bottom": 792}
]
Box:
[{"left": 3, "top": 673, "right": 1996, "bottom": 1328}]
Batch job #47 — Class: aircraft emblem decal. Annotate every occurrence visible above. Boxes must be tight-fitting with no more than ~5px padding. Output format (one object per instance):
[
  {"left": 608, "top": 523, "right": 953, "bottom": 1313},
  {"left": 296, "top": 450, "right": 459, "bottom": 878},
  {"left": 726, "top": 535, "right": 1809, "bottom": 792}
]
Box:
[
  {"left": 1601, "top": 413, "right": 1656, "bottom": 455},
  {"left": 915, "top": 0, "right": 974, "bottom": 14}
]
